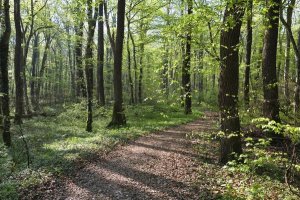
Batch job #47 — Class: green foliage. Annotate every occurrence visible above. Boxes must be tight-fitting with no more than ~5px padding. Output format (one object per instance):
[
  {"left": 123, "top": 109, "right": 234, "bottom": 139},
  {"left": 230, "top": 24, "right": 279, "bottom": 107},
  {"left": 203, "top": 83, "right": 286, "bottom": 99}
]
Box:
[
  {"left": 252, "top": 118, "right": 300, "bottom": 144},
  {"left": 0, "top": 144, "right": 13, "bottom": 182}
]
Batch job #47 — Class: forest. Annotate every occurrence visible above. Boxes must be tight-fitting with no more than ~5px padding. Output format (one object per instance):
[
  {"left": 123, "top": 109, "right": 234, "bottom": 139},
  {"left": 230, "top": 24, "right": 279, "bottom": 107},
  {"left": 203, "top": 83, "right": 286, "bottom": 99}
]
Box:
[{"left": 1, "top": 0, "right": 300, "bottom": 199}]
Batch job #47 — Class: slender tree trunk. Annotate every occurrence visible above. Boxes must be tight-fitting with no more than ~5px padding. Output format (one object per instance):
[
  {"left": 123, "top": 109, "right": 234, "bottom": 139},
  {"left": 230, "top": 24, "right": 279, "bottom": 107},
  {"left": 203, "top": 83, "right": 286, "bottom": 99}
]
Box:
[
  {"left": 109, "top": 0, "right": 126, "bottom": 126},
  {"left": 138, "top": 46, "right": 144, "bottom": 104},
  {"left": 30, "top": 33, "right": 39, "bottom": 111},
  {"left": 36, "top": 34, "right": 51, "bottom": 110},
  {"left": 126, "top": 19, "right": 134, "bottom": 104},
  {"left": 14, "top": 0, "right": 24, "bottom": 124},
  {"left": 244, "top": 0, "right": 253, "bottom": 108},
  {"left": 75, "top": 22, "right": 87, "bottom": 98},
  {"left": 219, "top": 2, "right": 244, "bottom": 164},
  {"left": 182, "top": 0, "right": 192, "bottom": 114},
  {"left": 294, "top": 31, "right": 300, "bottom": 113},
  {"left": 162, "top": 47, "right": 169, "bottom": 98},
  {"left": 129, "top": 30, "right": 138, "bottom": 103},
  {"left": 197, "top": 49, "right": 204, "bottom": 103},
  {"left": 67, "top": 26, "right": 76, "bottom": 99},
  {"left": 284, "top": 0, "right": 296, "bottom": 105},
  {"left": 97, "top": 2, "right": 105, "bottom": 106},
  {"left": 85, "top": 0, "right": 97, "bottom": 132},
  {"left": 23, "top": 69, "right": 31, "bottom": 115},
  {"left": 0, "top": 0, "right": 11, "bottom": 146},
  {"left": 262, "top": 0, "right": 280, "bottom": 122}
]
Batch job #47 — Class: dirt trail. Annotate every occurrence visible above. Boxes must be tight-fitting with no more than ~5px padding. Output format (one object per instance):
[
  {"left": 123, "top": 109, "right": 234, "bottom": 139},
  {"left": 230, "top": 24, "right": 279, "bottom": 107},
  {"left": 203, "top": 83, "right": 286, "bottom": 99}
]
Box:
[{"left": 27, "top": 112, "right": 218, "bottom": 200}]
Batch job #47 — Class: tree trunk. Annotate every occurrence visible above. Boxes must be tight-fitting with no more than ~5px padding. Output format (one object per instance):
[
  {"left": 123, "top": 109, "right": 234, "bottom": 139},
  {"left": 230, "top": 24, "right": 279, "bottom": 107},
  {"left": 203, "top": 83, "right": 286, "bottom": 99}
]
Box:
[
  {"left": 108, "top": 0, "right": 126, "bottom": 127},
  {"left": 67, "top": 26, "right": 76, "bottom": 99},
  {"left": 284, "top": 0, "right": 296, "bottom": 105},
  {"left": 182, "top": 0, "right": 192, "bottom": 114},
  {"left": 138, "top": 37, "right": 145, "bottom": 103},
  {"left": 75, "top": 22, "right": 87, "bottom": 98},
  {"left": 219, "top": 2, "right": 244, "bottom": 164},
  {"left": 97, "top": 2, "right": 105, "bottom": 106},
  {"left": 162, "top": 46, "right": 169, "bottom": 98},
  {"left": 244, "top": 0, "right": 253, "bottom": 108},
  {"left": 14, "top": 0, "right": 24, "bottom": 124},
  {"left": 129, "top": 30, "right": 138, "bottom": 103},
  {"left": 126, "top": 19, "right": 135, "bottom": 104},
  {"left": 294, "top": 31, "right": 300, "bottom": 113},
  {"left": 36, "top": 34, "right": 51, "bottom": 110},
  {"left": 0, "top": 0, "right": 11, "bottom": 146},
  {"left": 85, "top": 0, "right": 97, "bottom": 132},
  {"left": 262, "top": 0, "right": 280, "bottom": 122},
  {"left": 30, "top": 33, "right": 39, "bottom": 111}
]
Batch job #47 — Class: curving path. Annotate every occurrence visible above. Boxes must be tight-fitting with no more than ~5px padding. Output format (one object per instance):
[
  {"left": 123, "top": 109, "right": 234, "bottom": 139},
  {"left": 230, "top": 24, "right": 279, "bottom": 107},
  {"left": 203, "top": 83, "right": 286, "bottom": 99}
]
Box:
[{"left": 24, "top": 112, "right": 218, "bottom": 200}]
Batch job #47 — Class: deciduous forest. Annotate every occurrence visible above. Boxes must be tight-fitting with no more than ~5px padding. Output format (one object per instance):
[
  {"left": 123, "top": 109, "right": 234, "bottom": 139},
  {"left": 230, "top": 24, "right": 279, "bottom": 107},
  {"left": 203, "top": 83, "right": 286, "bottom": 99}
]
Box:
[{"left": 1, "top": 0, "right": 300, "bottom": 199}]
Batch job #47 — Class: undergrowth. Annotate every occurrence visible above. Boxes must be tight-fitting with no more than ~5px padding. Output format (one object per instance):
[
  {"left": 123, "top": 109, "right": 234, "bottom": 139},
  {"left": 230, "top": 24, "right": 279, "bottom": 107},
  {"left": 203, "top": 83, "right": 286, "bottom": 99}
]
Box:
[{"left": 190, "top": 117, "right": 300, "bottom": 200}]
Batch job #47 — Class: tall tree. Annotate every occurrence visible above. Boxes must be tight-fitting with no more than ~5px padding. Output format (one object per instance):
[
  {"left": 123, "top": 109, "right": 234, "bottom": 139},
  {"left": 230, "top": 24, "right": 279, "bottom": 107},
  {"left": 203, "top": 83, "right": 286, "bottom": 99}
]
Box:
[
  {"left": 219, "top": 1, "right": 244, "bottom": 164},
  {"left": 283, "top": 0, "right": 296, "bottom": 105},
  {"left": 30, "top": 33, "right": 39, "bottom": 110},
  {"left": 0, "top": 0, "right": 11, "bottom": 146},
  {"left": 182, "top": 0, "right": 193, "bottom": 114},
  {"left": 85, "top": 0, "right": 98, "bottom": 132},
  {"left": 97, "top": 2, "right": 105, "bottom": 106},
  {"left": 14, "top": 0, "right": 24, "bottom": 124},
  {"left": 244, "top": 0, "right": 253, "bottom": 108},
  {"left": 75, "top": 21, "right": 87, "bottom": 98},
  {"left": 126, "top": 12, "right": 135, "bottom": 104},
  {"left": 36, "top": 33, "right": 52, "bottom": 110},
  {"left": 108, "top": 0, "right": 126, "bottom": 126},
  {"left": 280, "top": 1, "right": 300, "bottom": 114},
  {"left": 262, "top": 0, "right": 280, "bottom": 122}
]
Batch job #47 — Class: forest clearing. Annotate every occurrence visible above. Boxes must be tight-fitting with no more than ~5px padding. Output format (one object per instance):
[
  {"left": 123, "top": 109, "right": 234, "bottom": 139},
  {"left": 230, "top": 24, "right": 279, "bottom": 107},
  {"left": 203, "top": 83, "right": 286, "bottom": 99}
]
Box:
[{"left": 1, "top": 0, "right": 300, "bottom": 199}]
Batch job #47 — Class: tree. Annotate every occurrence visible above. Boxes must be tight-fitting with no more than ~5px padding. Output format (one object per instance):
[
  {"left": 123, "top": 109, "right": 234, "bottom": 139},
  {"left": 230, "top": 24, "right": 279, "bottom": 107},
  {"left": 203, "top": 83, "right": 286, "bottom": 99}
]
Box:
[
  {"left": 108, "top": 0, "right": 126, "bottom": 126},
  {"left": 219, "top": 1, "right": 245, "bottom": 164},
  {"left": 14, "top": 0, "right": 24, "bottom": 124},
  {"left": 75, "top": 21, "right": 87, "bottom": 98},
  {"left": 244, "top": 0, "right": 253, "bottom": 108},
  {"left": 0, "top": 0, "right": 11, "bottom": 146},
  {"left": 85, "top": 0, "right": 98, "bottom": 132},
  {"left": 283, "top": 0, "right": 296, "bottom": 105},
  {"left": 182, "top": 0, "right": 193, "bottom": 114},
  {"left": 30, "top": 33, "right": 39, "bottom": 109},
  {"left": 262, "top": 0, "right": 280, "bottom": 122},
  {"left": 97, "top": 2, "right": 105, "bottom": 106},
  {"left": 280, "top": 1, "right": 300, "bottom": 114}
]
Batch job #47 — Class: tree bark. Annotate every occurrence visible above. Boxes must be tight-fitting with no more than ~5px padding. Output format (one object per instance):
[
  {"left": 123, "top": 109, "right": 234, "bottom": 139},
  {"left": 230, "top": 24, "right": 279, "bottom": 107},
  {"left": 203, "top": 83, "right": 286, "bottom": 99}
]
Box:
[
  {"left": 129, "top": 30, "right": 138, "bottom": 103},
  {"left": 284, "top": 0, "right": 296, "bottom": 105},
  {"left": 97, "top": 2, "right": 105, "bottom": 106},
  {"left": 262, "top": 0, "right": 280, "bottom": 122},
  {"left": 244, "top": 0, "right": 253, "bottom": 108},
  {"left": 30, "top": 33, "right": 39, "bottom": 111},
  {"left": 138, "top": 43, "right": 144, "bottom": 104},
  {"left": 294, "top": 31, "right": 300, "bottom": 113},
  {"left": 108, "top": 0, "right": 126, "bottom": 126},
  {"left": 75, "top": 22, "right": 87, "bottom": 98},
  {"left": 126, "top": 19, "right": 135, "bottom": 104},
  {"left": 219, "top": 2, "right": 244, "bottom": 164},
  {"left": 85, "top": 0, "right": 97, "bottom": 132},
  {"left": 182, "top": 0, "right": 192, "bottom": 114},
  {"left": 0, "top": 0, "right": 11, "bottom": 146},
  {"left": 14, "top": 0, "right": 24, "bottom": 124},
  {"left": 36, "top": 34, "right": 51, "bottom": 110}
]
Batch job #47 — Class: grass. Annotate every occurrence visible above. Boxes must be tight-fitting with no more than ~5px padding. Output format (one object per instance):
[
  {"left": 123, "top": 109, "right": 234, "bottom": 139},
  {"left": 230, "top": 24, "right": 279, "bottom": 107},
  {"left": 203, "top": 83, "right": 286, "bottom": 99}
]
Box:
[{"left": 0, "top": 102, "right": 203, "bottom": 199}]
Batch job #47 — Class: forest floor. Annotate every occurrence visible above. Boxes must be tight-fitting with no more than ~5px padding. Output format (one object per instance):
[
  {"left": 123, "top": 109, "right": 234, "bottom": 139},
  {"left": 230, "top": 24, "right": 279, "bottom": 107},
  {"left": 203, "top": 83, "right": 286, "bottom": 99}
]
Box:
[{"left": 21, "top": 112, "right": 220, "bottom": 200}]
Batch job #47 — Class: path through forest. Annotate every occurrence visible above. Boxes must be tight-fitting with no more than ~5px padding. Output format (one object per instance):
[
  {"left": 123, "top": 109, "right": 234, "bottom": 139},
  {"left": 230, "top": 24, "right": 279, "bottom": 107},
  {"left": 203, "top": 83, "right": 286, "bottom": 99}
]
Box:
[{"left": 24, "top": 112, "right": 218, "bottom": 200}]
